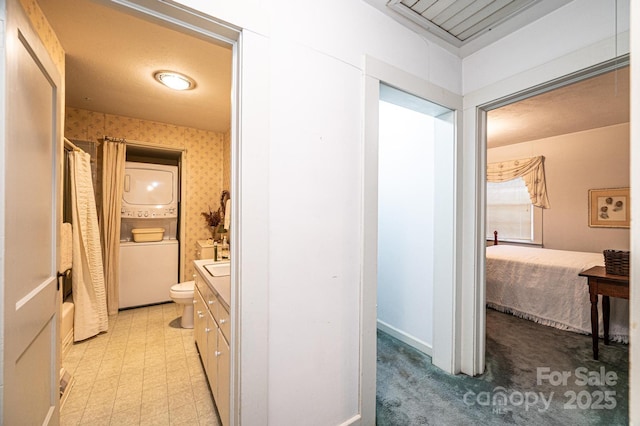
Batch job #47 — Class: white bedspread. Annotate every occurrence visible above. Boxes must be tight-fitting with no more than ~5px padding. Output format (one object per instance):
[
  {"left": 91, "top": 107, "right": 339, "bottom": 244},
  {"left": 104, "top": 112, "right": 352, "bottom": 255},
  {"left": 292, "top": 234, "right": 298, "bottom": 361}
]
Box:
[{"left": 486, "top": 245, "right": 629, "bottom": 343}]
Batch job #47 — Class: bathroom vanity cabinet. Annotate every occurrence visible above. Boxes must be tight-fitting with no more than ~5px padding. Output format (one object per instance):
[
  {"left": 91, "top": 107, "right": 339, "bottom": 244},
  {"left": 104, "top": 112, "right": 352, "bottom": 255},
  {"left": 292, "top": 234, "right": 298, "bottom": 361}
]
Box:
[{"left": 193, "top": 261, "right": 231, "bottom": 426}]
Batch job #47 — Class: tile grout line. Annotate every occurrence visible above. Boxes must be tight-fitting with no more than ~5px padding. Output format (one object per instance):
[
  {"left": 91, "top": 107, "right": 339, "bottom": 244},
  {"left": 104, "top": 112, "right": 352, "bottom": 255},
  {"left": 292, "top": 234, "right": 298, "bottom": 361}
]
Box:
[{"left": 61, "top": 303, "right": 220, "bottom": 426}]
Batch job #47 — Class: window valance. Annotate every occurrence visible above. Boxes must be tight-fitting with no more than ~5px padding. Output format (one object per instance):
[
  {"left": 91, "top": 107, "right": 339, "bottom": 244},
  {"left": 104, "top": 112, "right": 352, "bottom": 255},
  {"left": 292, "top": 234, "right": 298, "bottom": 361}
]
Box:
[{"left": 487, "top": 156, "right": 550, "bottom": 208}]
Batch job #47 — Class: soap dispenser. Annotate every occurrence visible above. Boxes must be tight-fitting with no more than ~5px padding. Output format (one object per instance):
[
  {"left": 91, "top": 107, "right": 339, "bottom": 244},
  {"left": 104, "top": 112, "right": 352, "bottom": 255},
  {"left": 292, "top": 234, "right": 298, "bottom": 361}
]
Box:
[{"left": 221, "top": 236, "right": 229, "bottom": 259}]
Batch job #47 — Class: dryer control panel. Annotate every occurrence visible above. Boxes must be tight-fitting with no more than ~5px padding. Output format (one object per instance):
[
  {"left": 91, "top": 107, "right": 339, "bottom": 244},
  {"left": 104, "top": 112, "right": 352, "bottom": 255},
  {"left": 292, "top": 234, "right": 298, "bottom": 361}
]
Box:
[{"left": 121, "top": 205, "right": 178, "bottom": 219}]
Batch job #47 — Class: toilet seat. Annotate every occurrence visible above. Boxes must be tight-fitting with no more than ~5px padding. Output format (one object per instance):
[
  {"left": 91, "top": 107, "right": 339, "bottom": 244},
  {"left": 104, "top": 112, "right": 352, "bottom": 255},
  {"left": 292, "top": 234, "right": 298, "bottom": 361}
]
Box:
[
  {"left": 170, "top": 281, "right": 194, "bottom": 299},
  {"left": 171, "top": 280, "right": 194, "bottom": 292}
]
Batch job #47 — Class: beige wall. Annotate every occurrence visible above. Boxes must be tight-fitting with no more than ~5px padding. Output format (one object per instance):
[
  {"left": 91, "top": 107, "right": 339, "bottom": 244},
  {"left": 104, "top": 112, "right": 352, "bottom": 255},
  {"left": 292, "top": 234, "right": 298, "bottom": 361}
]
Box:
[
  {"left": 19, "top": 0, "right": 64, "bottom": 75},
  {"left": 65, "top": 107, "right": 230, "bottom": 282},
  {"left": 488, "top": 123, "right": 630, "bottom": 253}
]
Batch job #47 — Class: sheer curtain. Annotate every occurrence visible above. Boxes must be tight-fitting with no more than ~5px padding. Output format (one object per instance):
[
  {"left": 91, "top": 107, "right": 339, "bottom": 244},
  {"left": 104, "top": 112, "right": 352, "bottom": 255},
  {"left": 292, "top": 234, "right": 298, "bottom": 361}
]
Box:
[
  {"left": 487, "top": 156, "right": 550, "bottom": 208},
  {"left": 101, "top": 141, "right": 126, "bottom": 315},
  {"left": 70, "top": 150, "right": 108, "bottom": 340}
]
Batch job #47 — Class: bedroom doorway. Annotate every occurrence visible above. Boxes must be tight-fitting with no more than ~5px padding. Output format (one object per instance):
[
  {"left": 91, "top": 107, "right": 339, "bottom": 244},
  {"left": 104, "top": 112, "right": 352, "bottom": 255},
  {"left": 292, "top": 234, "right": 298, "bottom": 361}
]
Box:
[{"left": 480, "top": 58, "right": 630, "bottom": 417}]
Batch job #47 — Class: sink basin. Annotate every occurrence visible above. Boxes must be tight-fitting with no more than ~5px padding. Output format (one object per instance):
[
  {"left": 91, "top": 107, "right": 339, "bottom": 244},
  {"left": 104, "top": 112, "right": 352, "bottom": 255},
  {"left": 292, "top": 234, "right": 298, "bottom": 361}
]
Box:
[{"left": 204, "top": 262, "right": 230, "bottom": 277}]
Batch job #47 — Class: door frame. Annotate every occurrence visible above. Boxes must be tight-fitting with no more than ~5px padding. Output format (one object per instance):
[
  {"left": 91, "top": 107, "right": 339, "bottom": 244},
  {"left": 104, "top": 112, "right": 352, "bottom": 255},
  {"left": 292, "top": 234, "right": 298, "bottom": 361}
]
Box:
[
  {"left": 361, "top": 55, "right": 463, "bottom": 423},
  {"left": 466, "top": 51, "right": 632, "bottom": 377},
  {"left": 630, "top": 6, "right": 640, "bottom": 420},
  {"left": 93, "top": 1, "right": 246, "bottom": 423}
]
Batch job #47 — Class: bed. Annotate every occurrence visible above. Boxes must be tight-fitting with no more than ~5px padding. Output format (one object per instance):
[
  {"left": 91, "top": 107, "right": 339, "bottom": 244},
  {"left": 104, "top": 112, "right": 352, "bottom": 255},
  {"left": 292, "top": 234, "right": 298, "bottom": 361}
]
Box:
[{"left": 486, "top": 244, "right": 629, "bottom": 343}]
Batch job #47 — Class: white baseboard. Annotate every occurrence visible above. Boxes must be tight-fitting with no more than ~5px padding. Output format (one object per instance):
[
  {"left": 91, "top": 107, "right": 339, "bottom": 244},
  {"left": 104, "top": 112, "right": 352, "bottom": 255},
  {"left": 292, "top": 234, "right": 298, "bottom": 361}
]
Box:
[
  {"left": 338, "top": 414, "right": 361, "bottom": 426},
  {"left": 377, "top": 319, "right": 432, "bottom": 357}
]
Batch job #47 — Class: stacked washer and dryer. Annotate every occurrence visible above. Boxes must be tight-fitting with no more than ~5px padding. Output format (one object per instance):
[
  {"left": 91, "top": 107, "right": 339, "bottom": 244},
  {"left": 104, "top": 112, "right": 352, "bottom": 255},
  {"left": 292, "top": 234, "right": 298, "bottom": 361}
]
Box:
[{"left": 119, "top": 162, "right": 179, "bottom": 309}]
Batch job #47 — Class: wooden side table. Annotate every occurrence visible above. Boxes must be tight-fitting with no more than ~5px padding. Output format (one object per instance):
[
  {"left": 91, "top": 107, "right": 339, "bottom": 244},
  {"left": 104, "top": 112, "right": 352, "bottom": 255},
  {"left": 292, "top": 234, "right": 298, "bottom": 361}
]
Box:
[{"left": 579, "top": 266, "right": 629, "bottom": 360}]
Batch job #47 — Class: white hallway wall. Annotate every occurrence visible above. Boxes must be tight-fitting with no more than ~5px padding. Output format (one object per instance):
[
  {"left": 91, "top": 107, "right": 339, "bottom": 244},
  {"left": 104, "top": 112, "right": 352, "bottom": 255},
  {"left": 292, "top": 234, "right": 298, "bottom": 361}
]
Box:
[
  {"left": 463, "top": 0, "right": 629, "bottom": 94},
  {"left": 175, "top": 0, "right": 460, "bottom": 424}
]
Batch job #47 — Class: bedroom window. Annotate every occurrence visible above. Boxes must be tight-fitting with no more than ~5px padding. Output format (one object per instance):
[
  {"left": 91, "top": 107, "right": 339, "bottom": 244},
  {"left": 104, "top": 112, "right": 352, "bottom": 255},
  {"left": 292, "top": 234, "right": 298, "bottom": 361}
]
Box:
[{"left": 486, "top": 177, "right": 542, "bottom": 244}]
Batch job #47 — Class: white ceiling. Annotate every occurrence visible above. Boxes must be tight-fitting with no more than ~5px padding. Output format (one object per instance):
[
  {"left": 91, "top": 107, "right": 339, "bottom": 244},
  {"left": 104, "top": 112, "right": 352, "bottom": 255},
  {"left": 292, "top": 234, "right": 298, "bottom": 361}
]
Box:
[
  {"left": 37, "top": 0, "right": 233, "bottom": 134},
  {"left": 487, "top": 66, "right": 630, "bottom": 148},
  {"left": 36, "top": 0, "right": 629, "bottom": 147}
]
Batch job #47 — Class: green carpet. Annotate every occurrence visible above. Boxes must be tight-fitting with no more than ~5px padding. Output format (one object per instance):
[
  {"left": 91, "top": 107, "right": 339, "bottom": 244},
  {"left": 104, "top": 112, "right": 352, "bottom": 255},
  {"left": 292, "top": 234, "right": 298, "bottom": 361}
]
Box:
[{"left": 376, "top": 308, "right": 628, "bottom": 425}]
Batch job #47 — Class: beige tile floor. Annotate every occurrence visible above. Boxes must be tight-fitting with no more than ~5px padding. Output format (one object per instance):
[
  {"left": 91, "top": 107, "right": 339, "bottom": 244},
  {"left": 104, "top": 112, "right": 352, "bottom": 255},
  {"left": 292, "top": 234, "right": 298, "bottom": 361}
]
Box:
[{"left": 61, "top": 302, "right": 221, "bottom": 426}]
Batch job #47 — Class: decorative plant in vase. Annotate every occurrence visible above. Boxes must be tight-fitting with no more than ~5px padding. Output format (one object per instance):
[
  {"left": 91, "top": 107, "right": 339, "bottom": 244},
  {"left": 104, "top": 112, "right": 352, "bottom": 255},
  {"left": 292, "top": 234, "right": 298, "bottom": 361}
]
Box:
[{"left": 201, "top": 206, "right": 223, "bottom": 241}]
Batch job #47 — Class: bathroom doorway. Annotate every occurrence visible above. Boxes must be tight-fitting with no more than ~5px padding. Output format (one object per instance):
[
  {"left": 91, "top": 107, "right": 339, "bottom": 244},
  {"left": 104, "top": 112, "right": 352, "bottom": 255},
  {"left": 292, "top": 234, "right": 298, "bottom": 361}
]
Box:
[{"left": 36, "top": 0, "right": 241, "bottom": 422}]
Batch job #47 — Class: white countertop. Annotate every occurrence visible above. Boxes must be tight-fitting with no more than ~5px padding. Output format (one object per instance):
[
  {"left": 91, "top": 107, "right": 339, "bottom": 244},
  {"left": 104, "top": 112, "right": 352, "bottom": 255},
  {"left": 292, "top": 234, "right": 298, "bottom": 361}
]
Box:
[{"left": 194, "top": 259, "right": 231, "bottom": 309}]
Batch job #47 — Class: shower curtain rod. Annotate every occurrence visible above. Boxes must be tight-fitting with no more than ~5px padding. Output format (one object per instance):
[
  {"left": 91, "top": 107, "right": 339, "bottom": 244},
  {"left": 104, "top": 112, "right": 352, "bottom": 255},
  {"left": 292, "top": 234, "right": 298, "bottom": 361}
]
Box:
[
  {"left": 64, "top": 137, "right": 83, "bottom": 152},
  {"left": 102, "top": 135, "right": 126, "bottom": 143}
]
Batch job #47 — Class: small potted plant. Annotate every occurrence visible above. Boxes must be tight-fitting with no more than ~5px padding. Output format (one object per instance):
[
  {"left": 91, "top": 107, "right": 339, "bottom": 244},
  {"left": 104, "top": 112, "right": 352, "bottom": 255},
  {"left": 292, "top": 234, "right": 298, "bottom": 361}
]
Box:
[{"left": 201, "top": 206, "right": 223, "bottom": 241}]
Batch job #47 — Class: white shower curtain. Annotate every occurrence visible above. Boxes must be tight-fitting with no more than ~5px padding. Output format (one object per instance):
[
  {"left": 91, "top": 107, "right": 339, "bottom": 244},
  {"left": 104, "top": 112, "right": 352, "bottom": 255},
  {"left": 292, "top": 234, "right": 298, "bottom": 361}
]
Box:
[
  {"left": 101, "top": 141, "right": 126, "bottom": 315},
  {"left": 70, "top": 150, "right": 109, "bottom": 341}
]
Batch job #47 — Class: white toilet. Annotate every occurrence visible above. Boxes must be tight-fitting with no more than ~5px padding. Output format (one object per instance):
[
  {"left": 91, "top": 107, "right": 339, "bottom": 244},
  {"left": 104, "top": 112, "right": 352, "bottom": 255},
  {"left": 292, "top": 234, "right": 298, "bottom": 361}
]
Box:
[{"left": 170, "top": 281, "right": 195, "bottom": 329}]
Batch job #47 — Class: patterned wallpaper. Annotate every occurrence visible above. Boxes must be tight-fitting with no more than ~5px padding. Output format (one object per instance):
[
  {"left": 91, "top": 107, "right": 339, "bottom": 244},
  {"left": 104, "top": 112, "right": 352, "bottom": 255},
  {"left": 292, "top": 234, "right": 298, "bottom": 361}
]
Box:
[
  {"left": 66, "top": 107, "right": 230, "bottom": 282},
  {"left": 19, "top": 0, "right": 65, "bottom": 75}
]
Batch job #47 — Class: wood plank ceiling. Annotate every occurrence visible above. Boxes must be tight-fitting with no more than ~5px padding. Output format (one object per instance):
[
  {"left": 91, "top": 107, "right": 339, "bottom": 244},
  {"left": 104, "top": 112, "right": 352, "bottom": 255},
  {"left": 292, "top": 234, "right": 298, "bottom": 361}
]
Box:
[{"left": 389, "top": 0, "right": 539, "bottom": 45}]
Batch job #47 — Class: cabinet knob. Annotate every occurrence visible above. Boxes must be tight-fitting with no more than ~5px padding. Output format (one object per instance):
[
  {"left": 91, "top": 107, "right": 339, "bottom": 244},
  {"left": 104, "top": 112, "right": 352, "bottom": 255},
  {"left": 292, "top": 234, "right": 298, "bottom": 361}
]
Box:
[
  {"left": 205, "top": 327, "right": 211, "bottom": 333},
  {"left": 220, "top": 319, "right": 227, "bottom": 324},
  {"left": 208, "top": 300, "right": 215, "bottom": 305},
  {"left": 215, "top": 351, "right": 222, "bottom": 357}
]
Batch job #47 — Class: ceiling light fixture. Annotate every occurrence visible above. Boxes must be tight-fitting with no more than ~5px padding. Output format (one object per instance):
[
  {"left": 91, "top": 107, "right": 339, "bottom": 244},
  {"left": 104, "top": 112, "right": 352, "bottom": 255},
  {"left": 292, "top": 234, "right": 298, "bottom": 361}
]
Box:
[{"left": 154, "top": 70, "right": 196, "bottom": 91}]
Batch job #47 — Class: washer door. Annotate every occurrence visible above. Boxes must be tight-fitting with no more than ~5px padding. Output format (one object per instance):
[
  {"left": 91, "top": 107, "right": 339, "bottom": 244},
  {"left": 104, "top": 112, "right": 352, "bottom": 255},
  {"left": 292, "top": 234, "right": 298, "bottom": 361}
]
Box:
[{"left": 119, "top": 241, "right": 179, "bottom": 308}]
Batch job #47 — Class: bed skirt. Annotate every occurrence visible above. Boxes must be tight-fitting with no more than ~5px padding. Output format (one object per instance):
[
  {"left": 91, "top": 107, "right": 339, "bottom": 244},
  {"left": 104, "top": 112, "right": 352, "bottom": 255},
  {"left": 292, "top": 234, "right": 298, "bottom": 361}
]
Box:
[{"left": 487, "top": 303, "right": 628, "bottom": 344}]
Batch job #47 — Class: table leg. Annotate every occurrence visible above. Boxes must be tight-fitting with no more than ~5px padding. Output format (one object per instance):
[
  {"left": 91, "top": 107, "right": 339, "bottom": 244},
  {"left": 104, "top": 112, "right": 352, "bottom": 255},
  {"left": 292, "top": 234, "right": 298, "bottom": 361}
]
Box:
[
  {"left": 603, "top": 295, "right": 610, "bottom": 345},
  {"left": 590, "top": 287, "right": 599, "bottom": 360}
]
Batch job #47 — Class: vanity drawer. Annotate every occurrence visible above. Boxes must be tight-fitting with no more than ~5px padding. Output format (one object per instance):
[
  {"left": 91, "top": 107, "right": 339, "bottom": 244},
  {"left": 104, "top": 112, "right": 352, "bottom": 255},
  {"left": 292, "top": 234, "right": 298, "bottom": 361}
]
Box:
[
  {"left": 195, "top": 274, "right": 208, "bottom": 296},
  {"left": 206, "top": 289, "right": 219, "bottom": 323},
  {"left": 193, "top": 287, "right": 207, "bottom": 359}
]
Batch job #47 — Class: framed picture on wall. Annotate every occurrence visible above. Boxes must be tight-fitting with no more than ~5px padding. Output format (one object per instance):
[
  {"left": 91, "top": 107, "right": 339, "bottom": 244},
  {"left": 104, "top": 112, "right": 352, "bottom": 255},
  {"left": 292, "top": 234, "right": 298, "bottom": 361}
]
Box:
[{"left": 588, "top": 187, "right": 630, "bottom": 228}]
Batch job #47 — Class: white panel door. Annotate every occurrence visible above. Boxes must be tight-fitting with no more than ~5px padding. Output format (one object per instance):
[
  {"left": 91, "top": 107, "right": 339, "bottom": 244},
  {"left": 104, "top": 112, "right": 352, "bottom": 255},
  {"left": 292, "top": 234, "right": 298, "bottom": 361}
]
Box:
[{"left": 2, "top": 0, "right": 62, "bottom": 423}]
